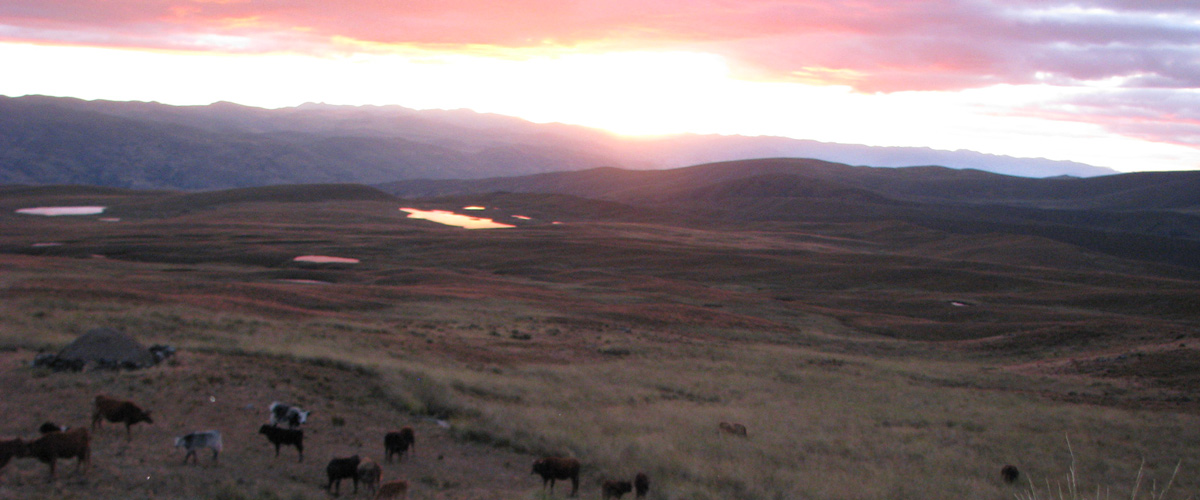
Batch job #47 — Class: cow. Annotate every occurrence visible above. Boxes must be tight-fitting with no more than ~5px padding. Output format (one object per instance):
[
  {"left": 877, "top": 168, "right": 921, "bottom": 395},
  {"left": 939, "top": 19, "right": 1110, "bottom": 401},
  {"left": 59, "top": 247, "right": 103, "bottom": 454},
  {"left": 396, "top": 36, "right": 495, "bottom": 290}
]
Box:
[
  {"left": 268, "top": 402, "right": 310, "bottom": 429},
  {"left": 357, "top": 457, "right": 382, "bottom": 495},
  {"left": 384, "top": 427, "right": 415, "bottom": 463},
  {"left": 0, "top": 438, "right": 22, "bottom": 472},
  {"left": 175, "top": 430, "right": 223, "bottom": 464},
  {"left": 532, "top": 456, "right": 580, "bottom": 497},
  {"left": 1001, "top": 464, "right": 1020, "bottom": 483},
  {"left": 602, "top": 480, "right": 633, "bottom": 499},
  {"left": 258, "top": 425, "right": 304, "bottom": 462},
  {"left": 718, "top": 421, "right": 747, "bottom": 437},
  {"left": 92, "top": 394, "right": 153, "bottom": 440},
  {"left": 19, "top": 427, "right": 90, "bottom": 479},
  {"left": 374, "top": 479, "right": 409, "bottom": 500},
  {"left": 634, "top": 472, "right": 650, "bottom": 498},
  {"left": 325, "top": 454, "right": 361, "bottom": 496}
]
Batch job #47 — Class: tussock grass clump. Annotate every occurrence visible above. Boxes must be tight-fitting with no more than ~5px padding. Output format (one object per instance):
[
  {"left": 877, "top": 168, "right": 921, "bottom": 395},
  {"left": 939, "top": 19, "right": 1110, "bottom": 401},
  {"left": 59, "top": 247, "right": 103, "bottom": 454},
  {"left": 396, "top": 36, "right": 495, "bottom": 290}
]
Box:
[{"left": 1018, "top": 437, "right": 1190, "bottom": 500}]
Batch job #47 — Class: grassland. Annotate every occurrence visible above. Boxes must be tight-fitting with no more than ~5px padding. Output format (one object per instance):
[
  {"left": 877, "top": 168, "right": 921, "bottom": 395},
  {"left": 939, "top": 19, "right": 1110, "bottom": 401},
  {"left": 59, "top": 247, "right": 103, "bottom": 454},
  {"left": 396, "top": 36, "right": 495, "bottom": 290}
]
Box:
[{"left": 0, "top": 186, "right": 1197, "bottom": 499}]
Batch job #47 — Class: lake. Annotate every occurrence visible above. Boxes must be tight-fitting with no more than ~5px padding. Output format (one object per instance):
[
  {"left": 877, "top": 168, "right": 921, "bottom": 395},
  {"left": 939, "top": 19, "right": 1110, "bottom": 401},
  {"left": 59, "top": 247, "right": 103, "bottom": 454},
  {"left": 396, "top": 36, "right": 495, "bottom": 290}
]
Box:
[{"left": 400, "top": 208, "right": 515, "bottom": 229}]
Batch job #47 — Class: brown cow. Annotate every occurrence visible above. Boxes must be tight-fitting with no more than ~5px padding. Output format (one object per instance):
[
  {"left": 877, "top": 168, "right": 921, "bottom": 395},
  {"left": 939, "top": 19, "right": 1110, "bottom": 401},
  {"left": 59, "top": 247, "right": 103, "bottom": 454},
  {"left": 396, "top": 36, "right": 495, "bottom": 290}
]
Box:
[
  {"left": 718, "top": 421, "right": 747, "bottom": 437},
  {"left": 374, "top": 479, "right": 408, "bottom": 500},
  {"left": 532, "top": 456, "right": 580, "bottom": 497},
  {"left": 92, "top": 395, "right": 153, "bottom": 440},
  {"left": 357, "top": 457, "right": 382, "bottom": 495},
  {"left": 602, "top": 479, "right": 633, "bottom": 499},
  {"left": 19, "top": 427, "right": 90, "bottom": 479},
  {"left": 384, "top": 427, "right": 415, "bottom": 463},
  {"left": 634, "top": 472, "right": 650, "bottom": 498}
]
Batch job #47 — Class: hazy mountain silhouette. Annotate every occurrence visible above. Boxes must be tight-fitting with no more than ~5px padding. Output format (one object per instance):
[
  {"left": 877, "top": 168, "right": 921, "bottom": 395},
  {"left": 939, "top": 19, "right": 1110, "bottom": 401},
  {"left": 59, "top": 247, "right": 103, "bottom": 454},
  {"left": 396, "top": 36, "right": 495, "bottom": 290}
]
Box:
[{"left": 1, "top": 95, "right": 1115, "bottom": 191}]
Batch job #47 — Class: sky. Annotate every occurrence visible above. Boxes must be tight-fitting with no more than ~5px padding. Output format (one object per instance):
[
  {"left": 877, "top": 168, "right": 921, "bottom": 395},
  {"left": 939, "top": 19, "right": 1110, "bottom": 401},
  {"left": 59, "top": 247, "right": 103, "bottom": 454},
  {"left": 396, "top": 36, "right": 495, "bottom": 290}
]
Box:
[{"left": 1, "top": 1, "right": 1198, "bottom": 173}]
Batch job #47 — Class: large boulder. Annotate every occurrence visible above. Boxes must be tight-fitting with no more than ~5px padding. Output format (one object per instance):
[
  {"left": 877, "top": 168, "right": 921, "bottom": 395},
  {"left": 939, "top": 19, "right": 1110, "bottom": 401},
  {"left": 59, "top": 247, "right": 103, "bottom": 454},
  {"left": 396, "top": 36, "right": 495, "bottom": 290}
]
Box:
[{"left": 54, "top": 328, "right": 157, "bottom": 370}]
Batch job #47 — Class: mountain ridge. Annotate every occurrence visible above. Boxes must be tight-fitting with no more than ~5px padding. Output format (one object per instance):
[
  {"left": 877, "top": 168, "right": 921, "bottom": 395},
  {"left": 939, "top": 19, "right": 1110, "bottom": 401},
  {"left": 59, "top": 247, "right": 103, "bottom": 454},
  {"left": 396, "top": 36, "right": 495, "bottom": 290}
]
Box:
[{"left": 1, "top": 95, "right": 1117, "bottom": 191}]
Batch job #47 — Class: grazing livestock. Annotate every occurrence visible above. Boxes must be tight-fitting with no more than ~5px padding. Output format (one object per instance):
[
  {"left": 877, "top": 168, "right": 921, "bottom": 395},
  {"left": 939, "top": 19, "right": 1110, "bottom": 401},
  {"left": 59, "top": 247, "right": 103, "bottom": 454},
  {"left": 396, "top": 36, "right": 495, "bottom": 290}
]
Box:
[
  {"left": 374, "top": 480, "right": 409, "bottom": 500},
  {"left": 325, "top": 454, "right": 361, "bottom": 496},
  {"left": 38, "top": 422, "right": 67, "bottom": 434},
  {"left": 92, "top": 395, "right": 153, "bottom": 440},
  {"left": 1001, "top": 464, "right": 1020, "bottom": 483},
  {"left": 0, "top": 438, "right": 22, "bottom": 471},
  {"left": 634, "top": 472, "right": 650, "bottom": 498},
  {"left": 20, "top": 427, "right": 90, "bottom": 479},
  {"left": 268, "top": 402, "right": 310, "bottom": 428},
  {"left": 384, "top": 427, "right": 415, "bottom": 463},
  {"left": 718, "top": 421, "right": 748, "bottom": 437},
  {"left": 258, "top": 425, "right": 304, "bottom": 462},
  {"left": 532, "top": 456, "right": 580, "bottom": 497},
  {"left": 357, "top": 457, "right": 382, "bottom": 495},
  {"left": 175, "top": 430, "right": 223, "bottom": 464},
  {"left": 602, "top": 480, "right": 633, "bottom": 500}
]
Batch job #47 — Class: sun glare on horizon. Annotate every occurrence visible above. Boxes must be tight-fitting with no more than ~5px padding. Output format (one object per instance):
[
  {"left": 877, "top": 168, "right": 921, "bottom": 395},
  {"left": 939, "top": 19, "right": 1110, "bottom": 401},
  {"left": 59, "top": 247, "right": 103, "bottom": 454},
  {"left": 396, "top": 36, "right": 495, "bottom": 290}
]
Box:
[{"left": 2, "top": 39, "right": 1198, "bottom": 172}]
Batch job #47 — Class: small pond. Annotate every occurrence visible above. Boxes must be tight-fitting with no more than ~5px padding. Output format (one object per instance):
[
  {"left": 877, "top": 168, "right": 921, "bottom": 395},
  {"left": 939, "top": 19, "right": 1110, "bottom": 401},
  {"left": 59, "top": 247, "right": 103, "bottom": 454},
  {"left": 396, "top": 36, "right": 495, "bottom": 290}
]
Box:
[
  {"left": 293, "top": 255, "right": 360, "bottom": 264},
  {"left": 275, "top": 279, "right": 334, "bottom": 285},
  {"left": 16, "top": 206, "right": 107, "bottom": 216}
]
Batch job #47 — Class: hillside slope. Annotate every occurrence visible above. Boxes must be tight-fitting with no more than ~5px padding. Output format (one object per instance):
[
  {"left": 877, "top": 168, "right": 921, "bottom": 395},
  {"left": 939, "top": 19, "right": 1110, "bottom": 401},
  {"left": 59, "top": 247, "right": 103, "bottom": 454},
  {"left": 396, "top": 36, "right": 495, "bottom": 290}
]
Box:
[
  {"left": 3, "top": 182, "right": 1200, "bottom": 499},
  {"left": 380, "top": 159, "right": 1200, "bottom": 269}
]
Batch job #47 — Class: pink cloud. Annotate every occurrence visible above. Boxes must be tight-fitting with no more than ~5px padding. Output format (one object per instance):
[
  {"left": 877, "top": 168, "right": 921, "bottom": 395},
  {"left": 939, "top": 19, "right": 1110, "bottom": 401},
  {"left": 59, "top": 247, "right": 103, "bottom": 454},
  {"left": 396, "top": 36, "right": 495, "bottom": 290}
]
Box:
[
  {"left": 1017, "top": 90, "right": 1200, "bottom": 149},
  {"left": 1, "top": 0, "right": 1197, "bottom": 94}
]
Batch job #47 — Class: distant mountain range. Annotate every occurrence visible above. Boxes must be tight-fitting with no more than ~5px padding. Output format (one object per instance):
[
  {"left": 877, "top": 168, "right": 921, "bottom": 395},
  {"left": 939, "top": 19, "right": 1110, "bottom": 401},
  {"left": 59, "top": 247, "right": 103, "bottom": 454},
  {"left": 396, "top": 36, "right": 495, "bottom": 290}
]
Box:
[{"left": 0, "top": 95, "right": 1114, "bottom": 191}]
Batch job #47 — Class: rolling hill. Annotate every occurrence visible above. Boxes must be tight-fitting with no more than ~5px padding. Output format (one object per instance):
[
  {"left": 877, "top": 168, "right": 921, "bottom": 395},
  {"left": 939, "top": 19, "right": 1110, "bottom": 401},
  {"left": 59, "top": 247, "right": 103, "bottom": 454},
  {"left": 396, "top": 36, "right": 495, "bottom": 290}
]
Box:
[{"left": 380, "top": 158, "right": 1200, "bottom": 269}]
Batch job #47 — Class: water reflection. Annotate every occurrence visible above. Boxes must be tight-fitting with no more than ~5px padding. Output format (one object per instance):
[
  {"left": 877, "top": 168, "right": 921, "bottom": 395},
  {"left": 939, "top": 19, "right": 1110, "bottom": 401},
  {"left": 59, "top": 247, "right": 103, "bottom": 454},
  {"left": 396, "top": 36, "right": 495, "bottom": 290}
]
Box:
[
  {"left": 276, "top": 279, "right": 333, "bottom": 285},
  {"left": 400, "top": 208, "right": 515, "bottom": 229},
  {"left": 16, "top": 206, "right": 106, "bottom": 216},
  {"left": 294, "top": 255, "right": 360, "bottom": 264}
]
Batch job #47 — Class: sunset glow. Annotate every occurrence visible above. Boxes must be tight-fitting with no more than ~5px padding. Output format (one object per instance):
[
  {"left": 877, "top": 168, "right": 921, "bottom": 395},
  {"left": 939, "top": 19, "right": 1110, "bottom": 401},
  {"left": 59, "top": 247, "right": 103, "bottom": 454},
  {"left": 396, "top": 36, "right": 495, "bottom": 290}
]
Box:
[{"left": 2, "top": 1, "right": 1198, "bottom": 172}]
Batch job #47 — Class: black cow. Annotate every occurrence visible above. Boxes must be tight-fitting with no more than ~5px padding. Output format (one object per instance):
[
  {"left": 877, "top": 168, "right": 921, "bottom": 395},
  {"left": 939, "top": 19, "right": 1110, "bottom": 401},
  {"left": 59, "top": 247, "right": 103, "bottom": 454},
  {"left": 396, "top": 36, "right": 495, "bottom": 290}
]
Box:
[
  {"left": 325, "top": 455, "right": 361, "bottom": 495},
  {"left": 258, "top": 424, "right": 304, "bottom": 462}
]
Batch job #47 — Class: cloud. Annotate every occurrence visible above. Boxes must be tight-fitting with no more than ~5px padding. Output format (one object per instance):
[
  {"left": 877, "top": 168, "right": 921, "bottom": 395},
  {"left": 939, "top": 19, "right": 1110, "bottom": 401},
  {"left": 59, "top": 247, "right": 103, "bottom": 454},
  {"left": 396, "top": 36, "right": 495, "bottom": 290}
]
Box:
[
  {"left": 4, "top": 0, "right": 1195, "bottom": 95},
  {"left": 3, "top": 0, "right": 1198, "bottom": 152},
  {"left": 1022, "top": 89, "right": 1200, "bottom": 148},
  {"left": 2, "top": 1, "right": 1196, "bottom": 92}
]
